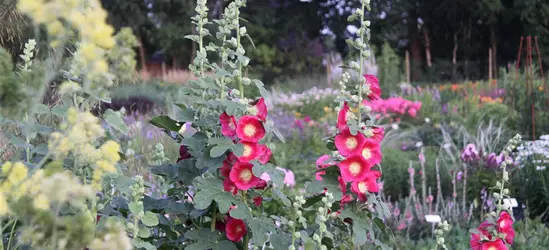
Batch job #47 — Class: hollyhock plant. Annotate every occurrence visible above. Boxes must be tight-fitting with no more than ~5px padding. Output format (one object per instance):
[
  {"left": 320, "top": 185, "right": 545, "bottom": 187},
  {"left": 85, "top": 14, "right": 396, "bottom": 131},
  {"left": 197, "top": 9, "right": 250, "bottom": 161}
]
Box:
[
  {"left": 497, "top": 211, "right": 515, "bottom": 244},
  {"left": 337, "top": 102, "right": 351, "bottom": 131},
  {"left": 229, "top": 161, "right": 260, "bottom": 190},
  {"left": 351, "top": 170, "right": 381, "bottom": 201},
  {"left": 220, "top": 112, "right": 237, "bottom": 138},
  {"left": 338, "top": 155, "right": 372, "bottom": 182},
  {"left": 236, "top": 115, "right": 266, "bottom": 142},
  {"left": 359, "top": 139, "right": 382, "bottom": 165},
  {"left": 364, "top": 74, "right": 381, "bottom": 101},
  {"left": 237, "top": 141, "right": 261, "bottom": 162},
  {"left": 225, "top": 218, "right": 247, "bottom": 242},
  {"left": 335, "top": 128, "right": 366, "bottom": 156},
  {"left": 249, "top": 98, "right": 268, "bottom": 121}
]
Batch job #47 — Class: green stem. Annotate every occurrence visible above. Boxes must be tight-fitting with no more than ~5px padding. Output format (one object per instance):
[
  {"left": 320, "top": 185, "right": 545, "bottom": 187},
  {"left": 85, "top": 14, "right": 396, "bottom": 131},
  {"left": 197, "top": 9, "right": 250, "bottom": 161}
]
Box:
[
  {"left": 356, "top": 0, "right": 366, "bottom": 126},
  {"left": 210, "top": 202, "right": 217, "bottom": 232},
  {"left": 7, "top": 219, "right": 17, "bottom": 250}
]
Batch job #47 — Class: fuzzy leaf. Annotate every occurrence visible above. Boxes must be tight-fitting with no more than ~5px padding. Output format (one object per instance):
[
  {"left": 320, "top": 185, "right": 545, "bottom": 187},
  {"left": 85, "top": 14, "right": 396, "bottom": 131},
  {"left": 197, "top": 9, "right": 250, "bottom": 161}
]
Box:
[
  {"left": 193, "top": 175, "right": 237, "bottom": 213},
  {"left": 129, "top": 201, "right": 143, "bottom": 214},
  {"left": 150, "top": 115, "right": 181, "bottom": 132},
  {"left": 252, "top": 163, "right": 284, "bottom": 187},
  {"left": 305, "top": 173, "right": 343, "bottom": 200},
  {"left": 229, "top": 201, "right": 252, "bottom": 221},
  {"left": 32, "top": 143, "right": 48, "bottom": 155},
  {"left": 104, "top": 109, "right": 129, "bottom": 134},
  {"left": 249, "top": 216, "right": 277, "bottom": 246},
  {"left": 35, "top": 103, "right": 50, "bottom": 114},
  {"left": 51, "top": 105, "right": 69, "bottom": 117},
  {"left": 210, "top": 145, "right": 230, "bottom": 158},
  {"left": 270, "top": 233, "right": 291, "bottom": 249},
  {"left": 132, "top": 238, "right": 156, "bottom": 250},
  {"left": 141, "top": 211, "right": 159, "bottom": 227},
  {"left": 272, "top": 189, "right": 291, "bottom": 207},
  {"left": 185, "top": 229, "right": 237, "bottom": 250}
]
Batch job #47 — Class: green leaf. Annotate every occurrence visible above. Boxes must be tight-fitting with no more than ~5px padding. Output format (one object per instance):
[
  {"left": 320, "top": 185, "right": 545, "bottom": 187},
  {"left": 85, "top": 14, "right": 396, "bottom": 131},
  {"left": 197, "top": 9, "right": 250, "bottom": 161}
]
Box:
[
  {"left": 35, "top": 103, "right": 50, "bottom": 114},
  {"left": 174, "top": 103, "right": 196, "bottom": 122},
  {"left": 210, "top": 145, "right": 229, "bottom": 158},
  {"left": 8, "top": 135, "right": 31, "bottom": 149},
  {"left": 51, "top": 105, "right": 69, "bottom": 117},
  {"left": 222, "top": 100, "right": 246, "bottom": 115},
  {"left": 132, "top": 238, "right": 156, "bottom": 250},
  {"left": 150, "top": 115, "right": 181, "bottom": 132},
  {"left": 141, "top": 211, "right": 159, "bottom": 227},
  {"left": 229, "top": 201, "right": 252, "bottom": 221},
  {"left": 272, "top": 189, "right": 291, "bottom": 207},
  {"left": 32, "top": 143, "right": 48, "bottom": 155},
  {"left": 305, "top": 173, "right": 343, "bottom": 200},
  {"left": 303, "top": 195, "right": 323, "bottom": 208},
  {"left": 252, "top": 163, "right": 284, "bottom": 187},
  {"left": 270, "top": 233, "right": 291, "bottom": 249},
  {"left": 196, "top": 148, "right": 225, "bottom": 171},
  {"left": 193, "top": 175, "right": 237, "bottom": 213},
  {"left": 252, "top": 79, "right": 269, "bottom": 98},
  {"left": 184, "top": 35, "right": 200, "bottom": 42},
  {"left": 185, "top": 229, "right": 237, "bottom": 250},
  {"left": 104, "top": 109, "right": 129, "bottom": 134},
  {"left": 249, "top": 216, "right": 277, "bottom": 246},
  {"left": 138, "top": 224, "right": 151, "bottom": 238},
  {"left": 321, "top": 237, "right": 334, "bottom": 249},
  {"left": 129, "top": 201, "right": 143, "bottom": 214}
]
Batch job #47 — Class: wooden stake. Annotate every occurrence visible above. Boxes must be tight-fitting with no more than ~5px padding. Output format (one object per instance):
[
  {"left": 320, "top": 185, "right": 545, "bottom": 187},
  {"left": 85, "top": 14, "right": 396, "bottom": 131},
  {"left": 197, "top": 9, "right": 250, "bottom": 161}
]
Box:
[{"left": 488, "top": 48, "right": 492, "bottom": 81}]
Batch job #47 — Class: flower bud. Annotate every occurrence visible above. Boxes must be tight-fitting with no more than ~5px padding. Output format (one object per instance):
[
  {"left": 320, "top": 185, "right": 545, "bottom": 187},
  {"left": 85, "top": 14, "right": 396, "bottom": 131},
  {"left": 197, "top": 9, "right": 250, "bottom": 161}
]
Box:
[{"left": 288, "top": 221, "right": 295, "bottom": 227}]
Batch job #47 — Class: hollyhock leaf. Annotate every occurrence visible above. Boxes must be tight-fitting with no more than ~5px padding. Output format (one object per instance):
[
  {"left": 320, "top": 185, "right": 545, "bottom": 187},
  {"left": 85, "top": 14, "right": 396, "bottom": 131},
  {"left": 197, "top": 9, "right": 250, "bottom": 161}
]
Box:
[
  {"left": 321, "top": 237, "right": 334, "bottom": 250},
  {"left": 264, "top": 121, "right": 285, "bottom": 143},
  {"left": 305, "top": 174, "right": 343, "bottom": 200},
  {"left": 32, "top": 143, "right": 48, "bottom": 155},
  {"left": 252, "top": 79, "right": 269, "bottom": 98},
  {"left": 233, "top": 143, "right": 244, "bottom": 156},
  {"left": 303, "top": 195, "right": 323, "bottom": 208},
  {"left": 138, "top": 224, "right": 151, "bottom": 238},
  {"left": 174, "top": 104, "right": 197, "bottom": 122},
  {"left": 51, "top": 104, "right": 69, "bottom": 117},
  {"left": 185, "top": 229, "right": 237, "bottom": 250},
  {"left": 208, "top": 137, "right": 234, "bottom": 146},
  {"left": 103, "top": 109, "right": 129, "bottom": 134},
  {"left": 349, "top": 122, "right": 359, "bottom": 136},
  {"left": 373, "top": 217, "right": 392, "bottom": 238},
  {"left": 141, "top": 211, "right": 159, "bottom": 227},
  {"left": 210, "top": 145, "right": 230, "bottom": 158},
  {"left": 215, "top": 68, "right": 232, "bottom": 77},
  {"left": 270, "top": 233, "right": 292, "bottom": 250},
  {"left": 222, "top": 100, "right": 246, "bottom": 116},
  {"left": 197, "top": 148, "right": 225, "bottom": 171},
  {"left": 229, "top": 201, "right": 252, "bottom": 221},
  {"left": 252, "top": 163, "right": 284, "bottom": 187},
  {"left": 150, "top": 115, "right": 181, "bottom": 132},
  {"left": 326, "top": 139, "right": 337, "bottom": 151},
  {"left": 249, "top": 216, "right": 277, "bottom": 246},
  {"left": 131, "top": 238, "right": 156, "bottom": 250},
  {"left": 193, "top": 175, "right": 237, "bottom": 213},
  {"left": 272, "top": 188, "right": 291, "bottom": 207}
]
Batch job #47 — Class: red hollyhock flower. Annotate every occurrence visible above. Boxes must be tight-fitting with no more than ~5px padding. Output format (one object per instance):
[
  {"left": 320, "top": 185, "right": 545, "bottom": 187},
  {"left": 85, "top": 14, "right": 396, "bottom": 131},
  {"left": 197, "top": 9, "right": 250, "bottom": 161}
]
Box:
[
  {"left": 258, "top": 144, "right": 272, "bottom": 164},
  {"left": 250, "top": 98, "right": 268, "bottom": 121},
  {"left": 216, "top": 221, "right": 226, "bottom": 233},
  {"left": 238, "top": 141, "right": 261, "bottom": 162},
  {"left": 337, "top": 102, "right": 351, "bottom": 131},
  {"left": 223, "top": 178, "right": 238, "bottom": 195},
  {"left": 470, "top": 221, "right": 494, "bottom": 250},
  {"left": 236, "top": 116, "right": 266, "bottom": 142},
  {"left": 225, "top": 218, "right": 247, "bottom": 242},
  {"left": 338, "top": 155, "right": 372, "bottom": 182},
  {"left": 364, "top": 74, "right": 381, "bottom": 101},
  {"left": 229, "top": 161, "right": 260, "bottom": 190},
  {"left": 497, "top": 211, "right": 515, "bottom": 244},
  {"left": 481, "top": 239, "right": 508, "bottom": 250},
  {"left": 220, "top": 112, "right": 237, "bottom": 138},
  {"left": 221, "top": 153, "right": 238, "bottom": 177},
  {"left": 177, "top": 145, "right": 192, "bottom": 162},
  {"left": 351, "top": 170, "right": 382, "bottom": 201},
  {"left": 335, "top": 128, "right": 366, "bottom": 157},
  {"left": 338, "top": 176, "right": 347, "bottom": 193},
  {"left": 255, "top": 179, "right": 267, "bottom": 190},
  {"left": 340, "top": 194, "right": 354, "bottom": 207},
  {"left": 359, "top": 139, "right": 382, "bottom": 165},
  {"left": 371, "top": 126, "right": 385, "bottom": 142},
  {"left": 253, "top": 196, "right": 263, "bottom": 206}
]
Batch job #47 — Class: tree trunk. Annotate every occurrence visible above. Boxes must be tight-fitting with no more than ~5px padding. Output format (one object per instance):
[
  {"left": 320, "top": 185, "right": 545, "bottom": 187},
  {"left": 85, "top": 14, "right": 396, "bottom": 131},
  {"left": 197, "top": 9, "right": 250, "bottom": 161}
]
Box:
[
  {"left": 409, "top": 12, "right": 423, "bottom": 81},
  {"left": 452, "top": 33, "right": 458, "bottom": 81},
  {"left": 138, "top": 35, "right": 147, "bottom": 71},
  {"left": 490, "top": 23, "right": 497, "bottom": 78},
  {"left": 424, "top": 29, "right": 432, "bottom": 68}
]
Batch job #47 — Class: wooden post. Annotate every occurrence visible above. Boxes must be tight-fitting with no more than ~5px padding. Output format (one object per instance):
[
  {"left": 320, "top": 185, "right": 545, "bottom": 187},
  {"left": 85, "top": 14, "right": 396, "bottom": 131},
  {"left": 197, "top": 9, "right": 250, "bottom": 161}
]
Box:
[
  {"left": 405, "top": 50, "right": 411, "bottom": 83},
  {"left": 488, "top": 48, "right": 492, "bottom": 81}
]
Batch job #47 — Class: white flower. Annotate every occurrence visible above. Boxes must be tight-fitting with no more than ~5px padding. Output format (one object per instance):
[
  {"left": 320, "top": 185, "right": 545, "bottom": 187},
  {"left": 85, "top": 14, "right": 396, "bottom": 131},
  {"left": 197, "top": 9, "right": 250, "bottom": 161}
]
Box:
[
  {"left": 391, "top": 123, "right": 399, "bottom": 130},
  {"left": 425, "top": 118, "right": 431, "bottom": 123}
]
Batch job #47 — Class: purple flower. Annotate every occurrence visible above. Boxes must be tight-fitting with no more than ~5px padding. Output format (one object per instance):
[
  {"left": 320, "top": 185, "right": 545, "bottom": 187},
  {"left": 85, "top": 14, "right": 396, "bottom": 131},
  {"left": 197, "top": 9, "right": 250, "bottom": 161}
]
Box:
[
  {"left": 461, "top": 143, "right": 479, "bottom": 162},
  {"left": 457, "top": 171, "right": 463, "bottom": 181}
]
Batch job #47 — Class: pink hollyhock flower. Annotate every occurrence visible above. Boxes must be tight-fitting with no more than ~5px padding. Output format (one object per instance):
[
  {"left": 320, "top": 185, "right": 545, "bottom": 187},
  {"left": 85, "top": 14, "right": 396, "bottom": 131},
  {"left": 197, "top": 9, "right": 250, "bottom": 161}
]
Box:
[
  {"left": 255, "top": 180, "right": 267, "bottom": 190},
  {"left": 351, "top": 170, "right": 382, "bottom": 201},
  {"left": 258, "top": 144, "right": 272, "bottom": 164},
  {"left": 480, "top": 240, "right": 508, "bottom": 250},
  {"left": 335, "top": 128, "right": 366, "bottom": 156},
  {"left": 337, "top": 102, "right": 351, "bottom": 131},
  {"left": 338, "top": 155, "right": 372, "bottom": 182},
  {"left": 236, "top": 116, "right": 266, "bottom": 142},
  {"left": 497, "top": 211, "right": 515, "bottom": 244},
  {"left": 364, "top": 74, "right": 381, "bottom": 100},
  {"left": 249, "top": 98, "right": 268, "bottom": 121},
  {"left": 408, "top": 108, "right": 417, "bottom": 118},
  {"left": 225, "top": 218, "right": 247, "bottom": 242},
  {"left": 315, "top": 155, "right": 332, "bottom": 180},
  {"left": 223, "top": 178, "right": 238, "bottom": 195},
  {"left": 470, "top": 221, "right": 494, "bottom": 250},
  {"left": 220, "top": 112, "right": 237, "bottom": 138},
  {"left": 340, "top": 193, "right": 354, "bottom": 207},
  {"left": 371, "top": 126, "right": 385, "bottom": 142},
  {"left": 359, "top": 139, "right": 382, "bottom": 165},
  {"left": 229, "top": 162, "right": 260, "bottom": 190},
  {"left": 253, "top": 196, "right": 263, "bottom": 206},
  {"left": 278, "top": 167, "right": 296, "bottom": 187},
  {"left": 418, "top": 152, "right": 425, "bottom": 164},
  {"left": 238, "top": 141, "right": 261, "bottom": 162}
]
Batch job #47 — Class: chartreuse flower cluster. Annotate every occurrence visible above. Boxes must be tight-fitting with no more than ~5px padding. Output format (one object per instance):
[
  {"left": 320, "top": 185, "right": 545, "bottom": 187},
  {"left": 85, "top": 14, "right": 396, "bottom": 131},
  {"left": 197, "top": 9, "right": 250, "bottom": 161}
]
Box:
[
  {"left": 48, "top": 108, "right": 120, "bottom": 190},
  {"left": 469, "top": 134, "right": 521, "bottom": 250},
  {"left": 433, "top": 220, "right": 450, "bottom": 250}
]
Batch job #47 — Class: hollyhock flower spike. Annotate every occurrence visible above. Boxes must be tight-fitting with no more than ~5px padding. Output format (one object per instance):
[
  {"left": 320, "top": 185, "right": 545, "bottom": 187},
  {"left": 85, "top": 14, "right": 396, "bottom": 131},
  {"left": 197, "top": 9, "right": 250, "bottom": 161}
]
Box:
[
  {"left": 337, "top": 102, "right": 351, "bottom": 131},
  {"left": 229, "top": 162, "right": 260, "bottom": 190},
  {"left": 497, "top": 211, "right": 515, "bottom": 244},
  {"left": 238, "top": 141, "right": 261, "bottom": 162},
  {"left": 359, "top": 139, "right": 382, "bottom": 165},
  {"left": 236, "top": 116, "right": 266, "bottom": 142},
  {"left": 364, "top": 74, "right": 381, "bottom": 101},
  {"left": 220, "top": 112, "right": 237, "bottom": 138},
  {"left": 338, "top": 155, "right": 372, "bottom": 182},
  {"left": 258, "top": 144, "right": 272, "bottom": 164},
  {"left": 249, "top": 98, "right": 268, "bottom": 121},
  {"left": 335, "top": 127, "right": 366, "bottom": 157},
  {"left": 225, "top": 218, "right": 247, "bottom": 242}
]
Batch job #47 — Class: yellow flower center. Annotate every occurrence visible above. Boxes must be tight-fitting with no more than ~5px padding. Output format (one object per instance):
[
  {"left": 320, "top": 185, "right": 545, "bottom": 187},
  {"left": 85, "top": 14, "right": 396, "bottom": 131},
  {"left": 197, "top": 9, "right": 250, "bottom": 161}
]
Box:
[
  {"left": 362, "top": 148, "right": 372, "bottom": 159},
  {"left": 488, "top": 247, "right": 496, "bottom": 250},
  {"left": 240, "top": 169, "right": 252, "bottom": 182},
  {"left": 346, "top": 137, "right": 358, "bottom": 150},
  {"left": 349, "top": 162, "right": 361, "bottom": 176},
  {"left": 244, "top": 124, "right": 256, "bottom": 137},
  {"left": 243, "top": 144, "right": 251, "bottom": 156},
  {"left": 358, "top": 182, "right": 367, "bottom": 193}
]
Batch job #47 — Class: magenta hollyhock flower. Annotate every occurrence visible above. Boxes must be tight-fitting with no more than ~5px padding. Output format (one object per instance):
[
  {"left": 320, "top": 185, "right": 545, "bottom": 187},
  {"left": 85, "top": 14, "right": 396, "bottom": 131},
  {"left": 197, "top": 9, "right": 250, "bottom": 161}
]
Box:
[
  {"left": 497, "top": 211, "right": 515, "bottom": 244},
  {"left": 338, "top": 155, "right": 372, "bottom": 182},
  {"left": 250, "top": 98, "right": 268, "bottom": 121},
  {"left": 236, "top": 115, "right": 266, "bottom": 142},
  {"left": 364, "top": 74, "right": 381, "bottom": 100},
  {"left": 359, "top": 138, "right": 382, "bottom": 165},
  {"left": 220, "top": 112, "right": 237, "bottom": 138},
  {"left": 335, "top": 127, "right": 366, "bottom": 157},
  {"left": 229, "top": 162, "right": 260, "bottom": 190},
  {"left": 237, "top": 141, "right": 261, "bottom": 162},
  {"left": 337, "top": 102, "right": 351, "bottom": 131},
  {"left": 223, "top": 178, "right": 238, "bottom": 195},
  {"left": 351, "top": 170, "right": 382, "bottom": 201}
]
